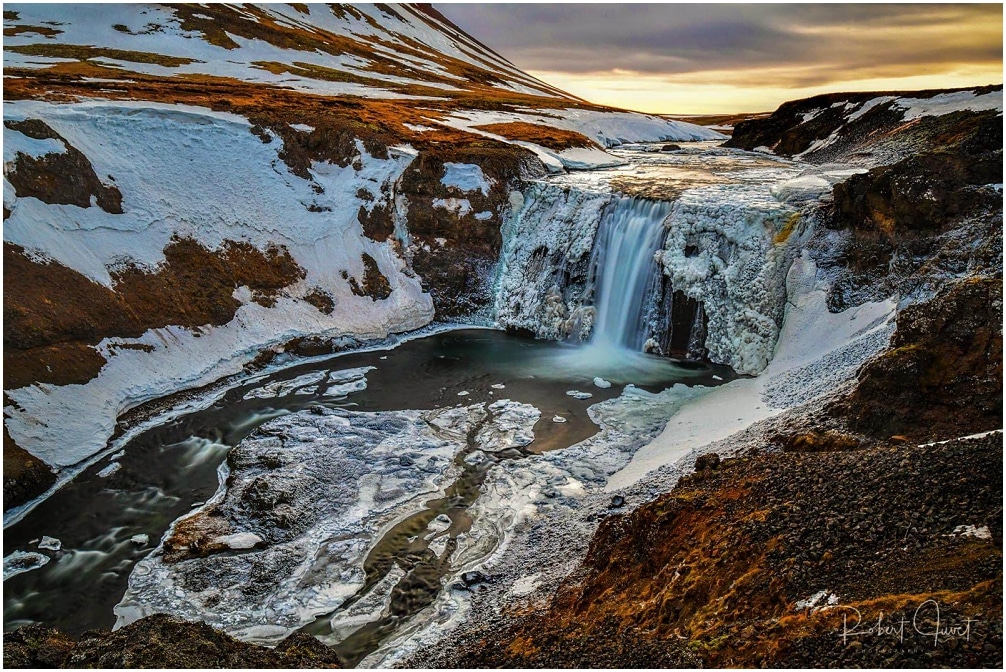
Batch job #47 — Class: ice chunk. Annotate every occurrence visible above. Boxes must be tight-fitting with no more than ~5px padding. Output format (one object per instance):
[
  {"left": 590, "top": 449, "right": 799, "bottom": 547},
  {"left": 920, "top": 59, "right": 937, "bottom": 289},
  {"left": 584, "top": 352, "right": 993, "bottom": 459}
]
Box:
[
  {"left": 457, "top": 390, "right": 470, "bottom": 396},
  {"left": 426, "top": 514, "right": 452, "bottom": 536},
  {"left": 98, "top": 462, "right": 122, "bottom": 478},
  {"left": 4, "top": 551, "right": 50, "bottom": 580},
  {"left": 130, "top": 534, "right": 150, "bottom": 546},
  {"left": 566, "top": 390, "right": 593, "bottom": 400},
  {"left": 552, "top": 415, "right": 567, "bottom": 423},
  {"left": 593, "top": 377, "right": 611, "bottom": 389},
  {"left": 37, "top": 536, "right": 62, "bottom": 552},
  {"left": 490, "top": 383, "right": 506, "bottom": 389}
]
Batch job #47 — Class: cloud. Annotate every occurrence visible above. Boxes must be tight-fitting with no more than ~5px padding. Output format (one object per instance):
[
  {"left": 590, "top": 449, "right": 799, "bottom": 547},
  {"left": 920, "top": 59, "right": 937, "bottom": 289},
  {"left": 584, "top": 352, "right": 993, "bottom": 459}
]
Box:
[{"left": 437, "top": 3, "right": 1002, "bottom": 90}]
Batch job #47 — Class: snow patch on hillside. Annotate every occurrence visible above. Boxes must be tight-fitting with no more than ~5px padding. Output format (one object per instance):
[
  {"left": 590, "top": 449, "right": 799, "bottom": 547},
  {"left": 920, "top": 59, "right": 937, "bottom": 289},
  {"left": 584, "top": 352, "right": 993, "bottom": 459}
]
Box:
[
  {"left": 894, "top": 89, "right": 1003, "bottom": 120},
  {"left": 441, "top": 162, "right": 492, "bottom": 195}
]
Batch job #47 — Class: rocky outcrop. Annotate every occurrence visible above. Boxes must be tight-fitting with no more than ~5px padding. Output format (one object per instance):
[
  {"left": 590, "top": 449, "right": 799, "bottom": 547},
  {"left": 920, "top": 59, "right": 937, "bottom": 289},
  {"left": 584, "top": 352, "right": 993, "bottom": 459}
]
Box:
[
  {"left": 447, "top": 433, "right": 1002, "bottom": 668},
  {"left": 3, "top": 118, "right": 123, "bottom": 213},
  {"left": 403, "top": 146, "right": 543, "bottom": 319},
  {"left": 727, "top": 85, "right": 1002, "bottom": 166},
  {"left": 831, "top": 278, "right": 1002, "bottom": 443},
  {"left": 3, "top": 615, "right": 340, "bottom": 668}
]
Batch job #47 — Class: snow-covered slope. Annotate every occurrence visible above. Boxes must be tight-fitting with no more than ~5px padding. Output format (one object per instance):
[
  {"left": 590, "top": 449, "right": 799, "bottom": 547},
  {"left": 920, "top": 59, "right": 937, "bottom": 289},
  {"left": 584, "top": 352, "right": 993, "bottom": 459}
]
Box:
[{"left": 3, "top": 3, "right": 571, "bottom": 100}]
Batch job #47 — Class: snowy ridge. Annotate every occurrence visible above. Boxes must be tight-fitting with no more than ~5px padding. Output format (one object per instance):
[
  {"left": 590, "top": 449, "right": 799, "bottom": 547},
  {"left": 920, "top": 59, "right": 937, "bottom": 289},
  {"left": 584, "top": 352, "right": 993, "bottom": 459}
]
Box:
[{"left": 2, "top": 3, "right": 569, "bottom": 100}]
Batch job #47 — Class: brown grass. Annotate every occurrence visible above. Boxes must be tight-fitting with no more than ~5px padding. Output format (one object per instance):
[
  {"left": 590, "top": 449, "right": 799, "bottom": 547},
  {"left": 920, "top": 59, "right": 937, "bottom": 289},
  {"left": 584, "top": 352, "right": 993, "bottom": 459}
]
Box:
[
  {"left": 472, "top": 122, "right": 596, "bottom": 150},
  {"left": 4, "top": 25, "right": 63, "bottom": 38},
  {"left": 3, "top": 239, "right": 304, "bottom": 389},
  {"left": 5, "top": 43, "right": 198, "bottom": 67}
]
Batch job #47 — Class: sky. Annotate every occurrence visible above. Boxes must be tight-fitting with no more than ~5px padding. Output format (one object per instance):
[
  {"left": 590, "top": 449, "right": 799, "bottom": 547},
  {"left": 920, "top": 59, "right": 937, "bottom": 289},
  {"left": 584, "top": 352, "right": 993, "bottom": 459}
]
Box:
[{"left": 436, "top": 3, "right": 1004, "bottom": 114}]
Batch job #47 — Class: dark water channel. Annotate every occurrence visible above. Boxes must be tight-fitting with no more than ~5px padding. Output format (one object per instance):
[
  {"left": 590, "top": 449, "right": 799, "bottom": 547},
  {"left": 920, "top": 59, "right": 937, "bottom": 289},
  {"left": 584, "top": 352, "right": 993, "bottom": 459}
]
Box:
[{"left": 3, "top": 328, "right": 734, "bottom": 663}]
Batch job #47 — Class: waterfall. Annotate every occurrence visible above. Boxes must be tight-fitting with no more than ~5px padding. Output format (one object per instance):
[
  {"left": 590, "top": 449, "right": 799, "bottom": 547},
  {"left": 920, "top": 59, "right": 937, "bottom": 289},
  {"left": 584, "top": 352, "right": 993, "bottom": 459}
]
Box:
[{"left": 588, "top": 197, "right": 672, "bottom": 350}]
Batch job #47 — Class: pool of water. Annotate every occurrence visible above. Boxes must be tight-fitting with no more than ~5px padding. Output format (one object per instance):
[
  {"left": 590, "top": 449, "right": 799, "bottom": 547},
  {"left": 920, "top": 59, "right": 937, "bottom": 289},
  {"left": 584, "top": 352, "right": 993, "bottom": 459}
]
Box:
[{"left": 2, "top": 328, "right": 734, "bottom": 658}]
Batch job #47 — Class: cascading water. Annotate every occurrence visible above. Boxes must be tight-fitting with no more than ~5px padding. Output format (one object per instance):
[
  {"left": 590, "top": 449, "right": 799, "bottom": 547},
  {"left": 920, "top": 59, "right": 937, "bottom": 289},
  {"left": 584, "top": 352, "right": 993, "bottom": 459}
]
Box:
[{"left": 588, "top": 197, "right": 671, "bottom": 350}]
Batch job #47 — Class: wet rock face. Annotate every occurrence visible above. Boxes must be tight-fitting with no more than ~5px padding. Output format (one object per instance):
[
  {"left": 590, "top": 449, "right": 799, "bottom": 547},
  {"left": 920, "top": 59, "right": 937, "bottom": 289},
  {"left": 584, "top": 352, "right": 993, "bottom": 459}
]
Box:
[
  {"left": 401, "top": 147, "right": 543, "bottom": 319},
  {"left": 833, "top": 278, "right": 1003, "bottom": 443},
  {"left": 4, "top": 118, "right": 123, "bottom": 213},
  {"left": 459, "top": 434, "right": 1002, "bottom": 668},
  {"left": 2, "top": 615, "right": 341, "bottom": 668}
]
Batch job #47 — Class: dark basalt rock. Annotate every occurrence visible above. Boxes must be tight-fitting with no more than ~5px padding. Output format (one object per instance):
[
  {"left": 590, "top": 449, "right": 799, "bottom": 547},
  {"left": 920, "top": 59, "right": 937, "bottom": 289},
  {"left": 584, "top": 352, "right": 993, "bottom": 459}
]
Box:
[
  {"left": 461, "top": 570, "right": 490, "bottom": 587},
  {"left": 727, "top": 85, "right": 1002, "bottom": 165},
  {"left": 3, "top": 614, "right": 341, "bottom": 668},
  {"left": 3, "top": 428, "right": 55, "bottom": 511},
  {"left": 831, "top": 278, "right": 1003, "bottom": 443},
  {"left": 659, "top": 143, "right": 681, "bottom": 152}
]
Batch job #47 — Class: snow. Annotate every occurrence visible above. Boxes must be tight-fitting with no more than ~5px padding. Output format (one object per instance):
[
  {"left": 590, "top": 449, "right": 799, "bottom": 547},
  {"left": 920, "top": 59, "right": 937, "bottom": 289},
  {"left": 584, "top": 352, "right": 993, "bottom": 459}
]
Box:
[
  {"left": 289, "top": 123, "right": 314, "bottom": 133},
  {"left": 950, "top": 525, "right": 992, "bottom": 540},
  {"left": 795, "top": 590, "right": 840, "bottom": 611},
  {"left": 97, "top": 462, "right": 122, "bottom": 478},
  {"left": 441, "top": 162, "right": 492, "bottom": 196},
  {"left": 846, "top": 96, "right": 896, "bottom": 122},
  {"left": 474, "top": 211, "right": 493, "bottom": 221},
  {"left": 3, "top": 127, "right": 66, "bottom": 163},
  {"left": 213, "top": 532, "right": 263, "bottom": 550},
  {"left": 510, "top": 573, "right": 541, "bottom": 597},
  {"left": 894, "top": 89, "right": 1003, "bottom": 121},
  {"left": 432, "top": 197, "right": 473, "bottom": 217},
  {"left": 798, "top": 108, "right": 825, "bottom": 124},
  {"left": 403, "top": 122, "right": 436, "bottom": 132},
  {"left": 919, "top": 429, "right": 1003, "bottom": 447},
  {"left": 4, "top": 100, "right": 434, "bottom": 470}
]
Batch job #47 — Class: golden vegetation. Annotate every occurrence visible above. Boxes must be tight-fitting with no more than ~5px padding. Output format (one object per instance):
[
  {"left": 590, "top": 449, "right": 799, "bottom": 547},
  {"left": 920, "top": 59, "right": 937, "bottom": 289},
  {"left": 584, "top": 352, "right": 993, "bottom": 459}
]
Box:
[{"left": 472, "top": 121, "right": 596, "bottom": 150}]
